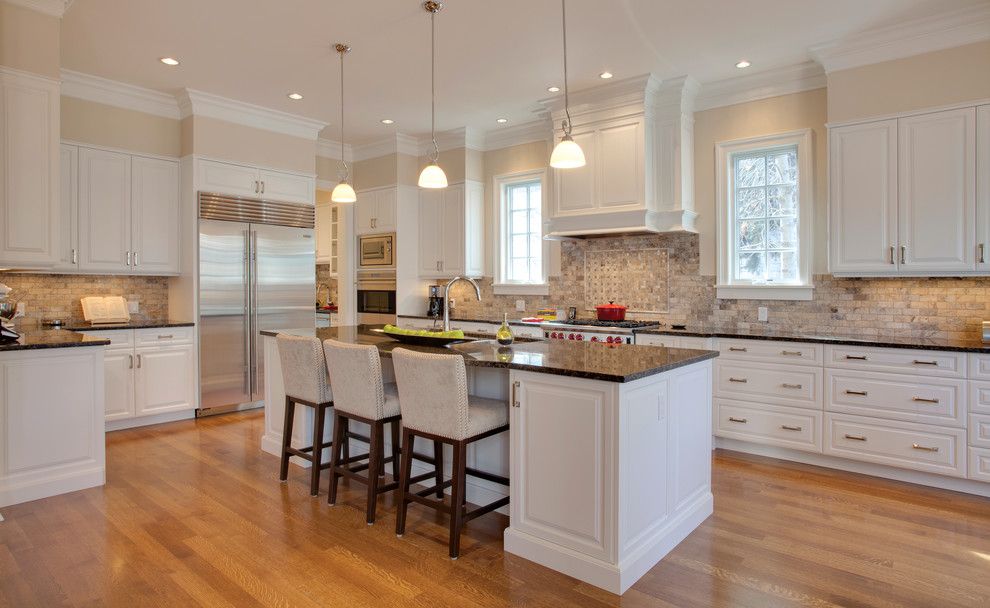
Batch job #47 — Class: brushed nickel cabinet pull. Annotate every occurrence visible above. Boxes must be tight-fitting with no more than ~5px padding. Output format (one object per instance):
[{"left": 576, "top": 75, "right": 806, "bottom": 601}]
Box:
[
  {"left": 781, "top": 425, "right": 802, "bottom": 431},
  {"left": 71, "top": 248, "right": 77, "bottom": 264},
  {"left": 136, "top": 354, "right": 142, "bottom": 369},
  {"left": 845, "top": 354, "right": 868, "bottom": 361},
  {"left": 979, "top": 243, "right": 985, "bottom": 264},
  {"left": 900, "top": 245, "right": 906, "bottom": 265},
  {"left": 728, "top": 417, "right": 747, "bottom": 423},
  {"left": 912, "top": 360, "right": 938, "bottom": 366},
  {"left": 845, "top": 389, "right": 868, "bottom": 396},
  {"left": 133, "top": 251, "right": 139, "bottom": 266},
  {"left": 126, "top": 251, "right": 132, "bottom": 266},
  {"left": 728, "top": 347, "right": 747, "bottom": 352},
  {"left": 889, "top": 245, "right": 895, "bottom": 265},
  {"left": 781, "top": 383, "right": 803, "bottom": 389},
  {"left": 728, "top": 377, "right": 748, "bottom": 383},
  {"left": 912, "top": 443, "right": 939, "bottom": 452},
  {"left": 158, "top": 334, "right": 174, "bottom": 340},
  {"left": 844, "top": 434, "right": 867, "bottom": 441},
  {"left": 511, "top": 381, "right": 520, "bottom": 408},
  {"left": 912, "top": 397, "right": 940, "bottom": 404},
  {"left": 781, "top": 350, "right": 803, "bottom": 356},
  {"left": 128, "top": 354, "right": 134, "bottom": 369},
  {"left": 260, "top": 181, "right": 265, "bottom": 194}
]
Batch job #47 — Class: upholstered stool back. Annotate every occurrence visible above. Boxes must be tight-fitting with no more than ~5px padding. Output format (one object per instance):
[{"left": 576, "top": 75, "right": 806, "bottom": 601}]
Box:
[
  {"left": 391, "top": 348, "right": 471, "bottom": 440},
  {"left": 323, "top": 339, "right": 390, "bottom": 420},
  {"left": 276, "top": 334, "right": 332, "bottom": 404}
]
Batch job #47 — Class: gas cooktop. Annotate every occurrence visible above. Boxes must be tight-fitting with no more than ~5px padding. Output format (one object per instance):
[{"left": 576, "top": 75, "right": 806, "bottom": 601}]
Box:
[{"left": 553, "top": 319, "right": 662, "bottom": 330}]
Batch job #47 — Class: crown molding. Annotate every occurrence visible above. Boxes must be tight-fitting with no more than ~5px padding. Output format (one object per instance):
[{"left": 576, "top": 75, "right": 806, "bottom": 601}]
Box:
[
  {"left": 316, "top": 138, "right": 353, "bottom": 162},
  {"left": 60, "top": 69, "right": 180, "bottom": 119},
  {"left": 177, "top": 89, "right": 327, "bottom": 140},
  {"left": 810, "top": 4, "right": 990, "bottom": 73},
  {"left": 695, "top": 61, "right": 826, "bottom": 111},
  {"left": 423, "top": 126, "right": 486, "bottom": 155},
  {"left": 3, "top": 0, "right": 73, "bottom": 18},
  {"left": 351, "top": 133, "right": 419, "bottom": 162},
  {"left": 539, "top": 73, "right": 662, "bottom": 118},
  {"left": 482, "top": 119, "right": 552, "bottom": 152}
]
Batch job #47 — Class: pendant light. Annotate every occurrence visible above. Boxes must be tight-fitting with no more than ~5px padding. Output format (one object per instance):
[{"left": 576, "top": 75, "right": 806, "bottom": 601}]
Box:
[
  {"left": 549, "top": 0, "right": 586, "bottom": 169},
  {"left": 331, "top": 43, "right": 357, "bottom": 203},
  {"left": 418, "top": 1, "right": 448, "bottom": 189}
]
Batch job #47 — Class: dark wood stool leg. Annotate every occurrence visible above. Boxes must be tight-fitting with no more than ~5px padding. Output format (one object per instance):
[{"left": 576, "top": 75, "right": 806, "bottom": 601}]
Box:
[
  {"left": 396, "top": 428, "right": 415, "bottom": 537},
  {"left": 341, "top": 417, "right": 350, "bottom": 462},
  {"left": 309, "top": 403, "right": 328, "bottom": 496},
  {"left": 433, "top": 440, "right": 444, "bottom": 498},
  {"left": 390, "top": 421, "right": 401, "bottom": 479},
  {"left": 449, "top": 440, "right": 467, "bottom": 559},
  {"left": 377, "top": 428, "right": 386, "bottom": 477},
  {"left": 328, "top": 410, "right": 346, "bottom": 505},
  {"left": 365, "top": 421, "right": 382, "bottom": 524},
  {"left": 279, "top": 396, "right": 295, "bottom": 481}
]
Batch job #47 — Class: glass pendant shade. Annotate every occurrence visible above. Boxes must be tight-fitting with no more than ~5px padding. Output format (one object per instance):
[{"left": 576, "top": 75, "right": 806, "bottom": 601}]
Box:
[
  {"left": 418, "top": 162, "right": 448, "bottom": 188},
  {"left": 549, "top": 135, "right": 586, "bottom": 169},
  {"left": 331, "top": 180, "right": 356, "bottom": 203}
]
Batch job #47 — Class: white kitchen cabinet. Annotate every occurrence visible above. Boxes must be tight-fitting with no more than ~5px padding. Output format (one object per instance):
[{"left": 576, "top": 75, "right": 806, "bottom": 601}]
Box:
[
  {"left": 56, "top": 144, "right": 79, "bottom": 270},
  {"left": 977, "top": 105, "right": 990, "bottom": 271},
  {"left": 417, "top": 181, "right": 484, "bottom": 278},
  {"left": 355, "top": 186, "right": 397, "bottom": 235},
  {"left": 78, "top": 147, "right": 132, "bottom": 272},
  {"left": 829, "top": 120, "right": 899, "bottom": 273},
  {"left": 897, "top": 108, "right": 976, "bottom": 272},
  {"left": 315, "top": 201, "right": 333, "bottom": 264},
  {"left": 131, "top": 156, "right": 180, "bottom": 273},
  {"left": 103, "top": 348, "right": 136, "bottom": 421},
  {"left": 0, "top": 68, "right": 60, "bottom": 269},
  {"left": 135, "top": 344, "right": 195, "bottom": 416},
  {"left": 197, "top": 158, "right": 314, "bottom": 205}
]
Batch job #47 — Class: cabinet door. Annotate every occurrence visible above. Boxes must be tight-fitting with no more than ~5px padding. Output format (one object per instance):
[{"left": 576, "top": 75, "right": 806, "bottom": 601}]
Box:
[
  {"left": 55, "top": 144, "right": 79, "bottom": 271},
  {"left": 829, "top": 121, "right": 899, "bottom": 273},
  {"left": 441, "top": 184, "right": 466, "bottom": 275},
  {"left": 977, "top": 105, "right": 990, "bottom": 272},
  {"left": 599, "top": 120, "right": 644, "bottom": 209},
  {"left": 0, "top": 70, "right": 60, "bottom": 267},
  {"left": 551, "top": 131, "right": 596, "bottom": 216},
  {"left": 259, "top": 169, "right": 314, "bottom": 205},
  {"left": 135, "top": 344, "right": 195, "bottom": 416},
  {"left": 374, "top": 187, "right": 397, "bottom": 232},
  {"left": 198, "top": 159, "right": 259, "bottom": 198},
  {"left": 418, "top": 189, "right": 444, "bottom": 277},
  {"left": 78, "top": 148, "right": 132, "bottom": 272},
  {"left": 131, "top": 156, "right": 180, "bottom": 274},
  {"left": 315, "top": 201, "right": 333, "bottom": 263},
  {"left": 104, "top": 349, "right": 135, "bottom": 421},
  {"left": 354, "top": 189, "right": 377, "bottom": 235},
  {"left": 898, "top": 108, "right": 976, "bottom": 272}
]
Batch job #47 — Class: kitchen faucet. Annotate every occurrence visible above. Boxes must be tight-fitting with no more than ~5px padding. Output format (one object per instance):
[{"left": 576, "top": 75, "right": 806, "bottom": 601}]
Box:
[{"left": 443, "top": 276, "right": 481, "bottom": 333}]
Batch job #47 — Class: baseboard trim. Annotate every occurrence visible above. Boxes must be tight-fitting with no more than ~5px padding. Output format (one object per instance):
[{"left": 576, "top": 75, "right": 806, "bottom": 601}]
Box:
[
  {"left": 0, "top": 466, "right": 105, "bottom": 509},
  {"left": 106, "top": 409, "right": 195, "bottom": 432}
]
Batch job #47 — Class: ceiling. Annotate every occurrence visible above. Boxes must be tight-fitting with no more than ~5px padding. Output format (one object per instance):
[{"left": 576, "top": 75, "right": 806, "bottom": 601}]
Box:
[{"left": 60, "top": 0, "right": 985, "bottom": 144}]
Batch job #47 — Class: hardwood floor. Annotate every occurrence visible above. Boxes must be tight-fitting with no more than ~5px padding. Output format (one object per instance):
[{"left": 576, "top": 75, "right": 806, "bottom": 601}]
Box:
[{"left": 2, "top": 411, "right": 988, "bottom": 607}]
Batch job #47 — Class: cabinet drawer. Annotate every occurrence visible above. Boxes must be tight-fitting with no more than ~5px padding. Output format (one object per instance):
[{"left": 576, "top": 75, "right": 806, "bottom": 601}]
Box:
[
  {"left": 678, "top": 336, "right": 713, "bottom": 350},
  {"left": 135, "top": 326, "right": 193, "bottom": 345},
  {"left": 825, "top": 345, "right": 964, "bottom": 378},
  {"left": 715, "top": 360, "right": 822, "bottom": 409},
  {"left": 715, "top": 399, "right": 822, "bottom": 453},
  {"left": 718, "top": 339, "right": 821, "bottom": 365},
  {"left": 824, "top": 413, "right": 966, "bottom": 478},
  {"left": 77, "top": 328, "right": 134, "bottom": 348},
  {"left": 513, "top": 325, "right": 544, "bottom": 340},
  {"left": 969, "top": 354, "right": 990, "bottom": 380},
  {"left": 825, "top": 369, "right": 966, "bottom": 427},
  {"left": 969, "top": 447, "right": 990, "bottom": 482},
  {"left": 969, "top": 414, "right": 990, "bottom": 448},
  {"left": 636, "top": 334, "right": 679, "bottom": 348},
  {"left": 969, "top": 380, "right": 990, "bottom": 414}
]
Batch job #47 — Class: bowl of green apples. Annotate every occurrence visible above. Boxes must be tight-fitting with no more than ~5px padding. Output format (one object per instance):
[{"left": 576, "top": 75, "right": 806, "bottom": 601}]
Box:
[{"left": 376, "top": 324, "right": 470, "bottom": 347}]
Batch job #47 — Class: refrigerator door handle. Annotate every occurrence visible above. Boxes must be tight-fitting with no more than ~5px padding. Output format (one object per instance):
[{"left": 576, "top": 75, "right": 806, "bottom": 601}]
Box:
[
  {"left": 250, "top": 230, "right": 259, "bottom": 397},
  {"left": 243, "top": 229, "right": 251, "bottom": 396}
]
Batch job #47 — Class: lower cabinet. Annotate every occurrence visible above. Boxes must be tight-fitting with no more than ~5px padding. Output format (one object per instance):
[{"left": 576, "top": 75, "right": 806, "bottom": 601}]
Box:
[
  {"left": 135, "top": 344, "right": 196, "bottom": 416},
  {"left": 715, "top": 398, "right": 822, "bottom": 452}
]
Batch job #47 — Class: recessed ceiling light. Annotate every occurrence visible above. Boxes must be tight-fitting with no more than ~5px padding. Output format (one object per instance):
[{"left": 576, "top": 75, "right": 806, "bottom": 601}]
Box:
[
  {"left": 496, "top": 118, "right": 508, "bottom": 124},
  {"left": 380, "top": 119, "right": 394, "bottom": 125},
  {"left": 287, "top": 92, "right": 303, "bottom": 100},
  {"left": 159, "top": 57, "right": 180, "bottom": 66},
  {"left": 547, "top": 86, "right": 560, "bottom": 93},
  {"left": 599, "top": 71, "right": 613, "bottom": 79},
  {"left": 735, "top": 60, "right": 751, "bottom": 69}
]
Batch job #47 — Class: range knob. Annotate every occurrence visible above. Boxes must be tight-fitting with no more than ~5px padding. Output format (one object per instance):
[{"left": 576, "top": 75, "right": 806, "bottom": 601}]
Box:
[
  {"left": 590, "top": 336, "right": 599, "bottom": 342},
  {"left": 605, "top": 336, "right": 614, "bottom": 343},
  {"left": 568, "top": 333, "right": 575, "bottom": 340},
  {"left": 576, "top": 334, "right": 584, "bottom": 341}
]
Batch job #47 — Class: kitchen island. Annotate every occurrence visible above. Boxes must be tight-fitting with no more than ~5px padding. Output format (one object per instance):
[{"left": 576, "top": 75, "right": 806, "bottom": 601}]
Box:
[{"left": 260, "top": 325, "right": 718, "bottom": 594}]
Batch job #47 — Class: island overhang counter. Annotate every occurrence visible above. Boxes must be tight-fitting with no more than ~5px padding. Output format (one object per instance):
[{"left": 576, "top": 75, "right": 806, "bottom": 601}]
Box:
[{"left": 259, "top": 325, "right": 718, "bottom": 595}]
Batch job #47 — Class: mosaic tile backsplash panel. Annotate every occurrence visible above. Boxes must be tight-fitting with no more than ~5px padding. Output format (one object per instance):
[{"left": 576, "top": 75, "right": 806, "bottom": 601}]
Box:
[
  {"left": 584, "top": 247, "right": 669, "bottom": 313},
  {"left": 0, "top": 273, "right": 170, "bottom": 325}
]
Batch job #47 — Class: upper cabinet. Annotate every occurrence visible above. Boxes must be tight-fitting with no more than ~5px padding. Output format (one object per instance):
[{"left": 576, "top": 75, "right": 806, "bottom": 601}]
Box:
[
  {"left": 829, "top": 105, "right": 981, "bottom": 276},
  {"left": 131, "top": 157, "right": 181, "bottom": 274},
  {"left": 0, "top": 68, "right": 60, "bottom": 269},
  {"left": 975, "top": 105, "right": 989, "bottom": 272},
  {"left": 418, "top": 181, "right": 484, "bottom": 278},
  {"left": 315, "top": 201, "right": 339, "bottom": 273},
  {"left": 197, "top": 158, "right": 314, "bottom": 205},
  {"left": 355, "top": 187, "right": 397, "bottom": 235}
]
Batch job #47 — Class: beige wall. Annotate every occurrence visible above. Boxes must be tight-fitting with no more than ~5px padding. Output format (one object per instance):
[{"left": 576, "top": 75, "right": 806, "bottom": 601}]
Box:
[
  {"left": 693, "top": 88, "right": 828, "bottom": 276},
  {"left": 61, "top": 96, "right": 181, "bottom": 157},
  {"left": 418, "top": 148, "right": 467, "bottom": 184},
  {"left": 828, "top": 41, "right": 990, "bottom": 123},
  {"left": 0, "top": 2, "right": 59, "bottom": 78},
  {"left": 180, "top": 116, "right": 316, "bottom": 174},
  {"left": 353, "top": 152, "right": 419, "bottom": 190},
  {"left": 316, "top": 155, "right": 340, "bottom": 184}
]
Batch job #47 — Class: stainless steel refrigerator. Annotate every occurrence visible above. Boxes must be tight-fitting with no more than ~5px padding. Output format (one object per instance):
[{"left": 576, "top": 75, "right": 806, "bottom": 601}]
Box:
[{"left": 198, "top": 193, "right": 316, "bottom": 415}]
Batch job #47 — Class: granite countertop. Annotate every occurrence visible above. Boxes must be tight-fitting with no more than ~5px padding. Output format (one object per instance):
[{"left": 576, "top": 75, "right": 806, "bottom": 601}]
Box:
[
  {"left": 261, "top": 324, "right": 718, "bottom": 383},
  {"left": 398, "top": 314, "right": 535, "bottom": 327},
  {"left": 62, "top": 320, "right": 195, "bottom": 331},
  {"left": 0, "top": 330, "right": 111, "bottom": 352}
]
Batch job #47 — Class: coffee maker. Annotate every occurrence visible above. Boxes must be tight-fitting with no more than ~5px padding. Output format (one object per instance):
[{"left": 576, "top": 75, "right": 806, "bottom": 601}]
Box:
[{"left": 427, "top": 285, "right": 444, "bottom": 319}]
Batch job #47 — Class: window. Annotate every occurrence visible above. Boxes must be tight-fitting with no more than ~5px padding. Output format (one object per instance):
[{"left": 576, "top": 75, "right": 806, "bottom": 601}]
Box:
[
  {"left": 494, "top": 169, "right": 549, "bottom": 295},
  {"left": 716, "top": 129, "right": 813, "bottom": 300}
]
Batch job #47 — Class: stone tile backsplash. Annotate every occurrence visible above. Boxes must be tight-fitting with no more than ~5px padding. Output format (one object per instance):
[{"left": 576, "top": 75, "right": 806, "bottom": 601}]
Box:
[
  {"left": 0, "top": 273, "right": 170, "bottom": 326},
  {"left": 444, "top": 233, "right": 990, "bottom": 340},
  {"left": 316, "top": 264, "right": 338, "bottom": 306}
]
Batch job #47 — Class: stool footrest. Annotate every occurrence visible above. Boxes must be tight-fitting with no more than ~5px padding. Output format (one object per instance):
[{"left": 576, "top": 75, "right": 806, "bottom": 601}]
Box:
[
  {"left": 464, "top": 466, "right": 509, "bottom": 487},
  {"left": 464, "top": 496, "right": 510, "bottom": 522},
  {"left": 415, "top": 479, "right": 452, "bottom": 497},
  {"left": 404, "top": 492, "right": 452, "bottom": 514}
]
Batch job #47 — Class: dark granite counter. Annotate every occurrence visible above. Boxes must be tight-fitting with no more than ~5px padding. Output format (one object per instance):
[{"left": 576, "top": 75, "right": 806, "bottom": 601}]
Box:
[
  {"left": 63, "top": 320, "right": 195, "bottom": 331},
  {"left": 398, "top": 314, "right": 535, "bottom": 327},
  {"left": 634, "top": 325, "right": 990, "bottom": 353},
  {"left": 0, "top": 330, "right": 110, "bottom": 352},
  {"left": 261, "top": 325, "right": 718, "bottom": 383}
]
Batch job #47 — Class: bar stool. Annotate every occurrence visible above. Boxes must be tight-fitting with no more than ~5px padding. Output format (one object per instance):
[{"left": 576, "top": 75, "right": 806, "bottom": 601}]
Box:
[
  {"left": 323, "top": 339, "right": 447, "bottom": 524},
  {"left": 391, "top": 348, "right": 510, "bottom": 559},
  {"left": 276, "top": 334, "right": 334, "bottom": 496}
]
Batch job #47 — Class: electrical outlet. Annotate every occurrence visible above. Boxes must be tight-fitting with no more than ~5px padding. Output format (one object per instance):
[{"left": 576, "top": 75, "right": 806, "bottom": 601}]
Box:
[
  {"left": 128, "top": 299, "right": 140, "bottom": 314},
  {"left": 757, "top": 306, "right": 768, "bottom": 322},
  {"left": 515, "top": 299, "right": 525, "bottom": 312}
]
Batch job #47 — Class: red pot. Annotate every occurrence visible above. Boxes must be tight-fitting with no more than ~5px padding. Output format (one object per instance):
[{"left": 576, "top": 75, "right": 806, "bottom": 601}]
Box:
[{"left": 595, "top": 301, "right": 628, "bottom": 321}]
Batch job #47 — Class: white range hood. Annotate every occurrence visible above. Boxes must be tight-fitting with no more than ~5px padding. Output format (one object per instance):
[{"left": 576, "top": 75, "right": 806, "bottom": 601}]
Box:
[{"left": 540, "top": 74, "right": 699, "bottom": 238}]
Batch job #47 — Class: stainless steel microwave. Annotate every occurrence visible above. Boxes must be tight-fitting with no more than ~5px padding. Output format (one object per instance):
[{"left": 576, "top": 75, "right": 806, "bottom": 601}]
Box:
[{"left": 358, "top": 233, "right": 394, "bottom": 269}]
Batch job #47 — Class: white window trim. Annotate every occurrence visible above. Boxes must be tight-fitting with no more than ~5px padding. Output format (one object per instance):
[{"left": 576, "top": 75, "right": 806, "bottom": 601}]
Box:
[
  {"left": 716, "top": 128, "right": 814, "bottom": 301},
  {"left": 492, "top": 168, "right": 550, "bottom": 296}
]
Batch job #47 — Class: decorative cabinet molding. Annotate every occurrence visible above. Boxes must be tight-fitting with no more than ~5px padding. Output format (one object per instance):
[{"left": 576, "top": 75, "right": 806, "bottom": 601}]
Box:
[
  {"left": 197, "top": 158, "right": 314, "bottom": 205},
  {"left": 417, "top": 181, "right": 484, "bottom": 278},
  {"left": 355, "top": 186, "right": 397, "bottom": 235}
]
